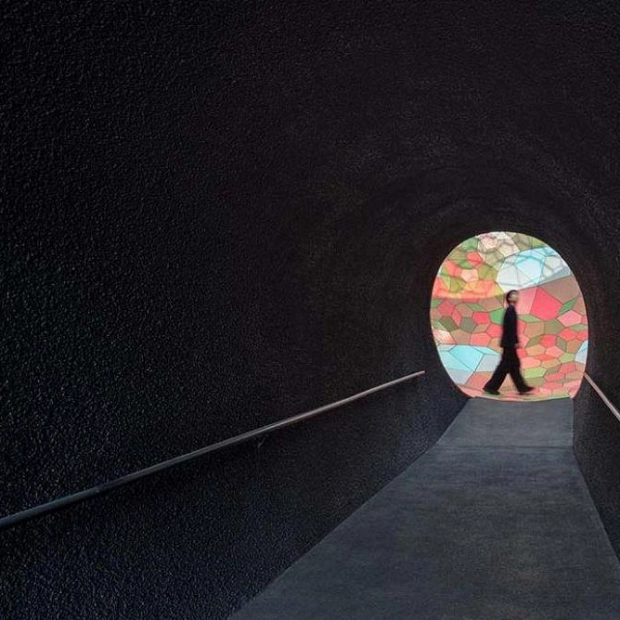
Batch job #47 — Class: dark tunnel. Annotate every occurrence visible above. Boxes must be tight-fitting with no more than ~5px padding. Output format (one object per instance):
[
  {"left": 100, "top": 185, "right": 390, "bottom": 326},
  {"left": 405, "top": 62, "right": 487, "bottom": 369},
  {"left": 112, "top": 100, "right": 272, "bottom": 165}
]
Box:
[{"left": 2, "top": 2, "right": 620, "bottom": 617}]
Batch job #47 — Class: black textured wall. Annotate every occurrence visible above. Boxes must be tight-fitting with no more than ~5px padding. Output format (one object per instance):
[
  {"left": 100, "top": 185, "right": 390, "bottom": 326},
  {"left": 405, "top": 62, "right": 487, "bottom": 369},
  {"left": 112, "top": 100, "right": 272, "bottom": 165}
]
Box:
[{"left": 2, "top": 1, "right": 620, "bottom": 618}]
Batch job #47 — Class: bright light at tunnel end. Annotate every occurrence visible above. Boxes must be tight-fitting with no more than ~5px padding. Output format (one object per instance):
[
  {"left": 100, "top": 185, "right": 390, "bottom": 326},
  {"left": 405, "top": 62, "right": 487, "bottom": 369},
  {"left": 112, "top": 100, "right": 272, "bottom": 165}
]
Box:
[{"left": 429, "top": 231, "right": 588, "bottom": 401}]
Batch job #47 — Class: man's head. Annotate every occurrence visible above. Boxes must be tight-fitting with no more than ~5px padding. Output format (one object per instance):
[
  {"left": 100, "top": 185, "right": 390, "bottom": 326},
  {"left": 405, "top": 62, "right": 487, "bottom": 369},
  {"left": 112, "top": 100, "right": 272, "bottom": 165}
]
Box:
[{"left": 506, "top": 289, "right": 519, "bottom": 306}]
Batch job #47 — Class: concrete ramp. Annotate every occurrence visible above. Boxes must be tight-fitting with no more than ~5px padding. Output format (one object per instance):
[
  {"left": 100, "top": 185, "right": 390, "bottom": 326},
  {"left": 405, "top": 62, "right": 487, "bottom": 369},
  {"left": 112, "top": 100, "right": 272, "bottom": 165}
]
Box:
[{"left": 232, "top": 398, "right": 620, "bottom": 619}]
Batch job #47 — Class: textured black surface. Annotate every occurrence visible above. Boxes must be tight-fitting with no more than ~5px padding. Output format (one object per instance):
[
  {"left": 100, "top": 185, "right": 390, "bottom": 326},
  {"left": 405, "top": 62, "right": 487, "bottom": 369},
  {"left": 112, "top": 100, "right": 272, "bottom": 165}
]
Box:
[
  {"left": 2, "top": 0, "right": 620, "bottom": 617},
  {"left": 233, "top": 398, "right": 620, "bottom": 619},
  {"left": 574, "top": 381, "right": 620, "bottom": 563}
]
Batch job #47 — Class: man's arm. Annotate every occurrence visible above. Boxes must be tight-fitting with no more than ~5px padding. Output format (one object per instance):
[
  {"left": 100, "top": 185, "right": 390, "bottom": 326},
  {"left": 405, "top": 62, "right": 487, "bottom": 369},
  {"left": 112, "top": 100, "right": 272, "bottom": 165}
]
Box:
[
  {"left": 503, "top": 306, "right": 518, "bottom": 346},
  {"left": 513, "top": 307, "right": 520, "bottom": 347}
]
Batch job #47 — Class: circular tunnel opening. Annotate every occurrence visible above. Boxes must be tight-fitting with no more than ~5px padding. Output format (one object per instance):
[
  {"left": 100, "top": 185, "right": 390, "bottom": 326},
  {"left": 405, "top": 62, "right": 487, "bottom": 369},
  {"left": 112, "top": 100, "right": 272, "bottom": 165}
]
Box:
[{"left": 430, "top": 231, "right": 589, "bottom": 400}]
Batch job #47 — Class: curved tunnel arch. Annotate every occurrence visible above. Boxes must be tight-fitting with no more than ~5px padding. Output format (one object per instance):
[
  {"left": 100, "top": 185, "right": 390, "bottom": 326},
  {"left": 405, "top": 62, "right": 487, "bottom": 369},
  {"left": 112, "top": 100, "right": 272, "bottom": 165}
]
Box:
[{"left": 292, "top": 158, "right": 609, "bottom": 419}]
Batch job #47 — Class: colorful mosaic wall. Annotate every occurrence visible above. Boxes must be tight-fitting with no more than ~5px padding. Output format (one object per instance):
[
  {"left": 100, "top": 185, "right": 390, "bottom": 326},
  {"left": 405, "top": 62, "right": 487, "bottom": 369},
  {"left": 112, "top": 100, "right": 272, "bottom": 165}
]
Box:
[{"left": 430, "top": 232, "right": 588, "bottom": 400}]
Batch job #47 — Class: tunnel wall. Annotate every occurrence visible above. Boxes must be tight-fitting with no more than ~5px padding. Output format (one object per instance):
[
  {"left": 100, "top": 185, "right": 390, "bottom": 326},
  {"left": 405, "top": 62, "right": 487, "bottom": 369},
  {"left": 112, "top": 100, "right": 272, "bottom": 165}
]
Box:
[
  {"left": 574, "top": 382, "right": 620, "bottom": 560},
  {"left": 2, "top": 1, "right": 620, "bottom": 618},
  {"left": 0, "top": 3, "right": 472, "bottom": 618}
]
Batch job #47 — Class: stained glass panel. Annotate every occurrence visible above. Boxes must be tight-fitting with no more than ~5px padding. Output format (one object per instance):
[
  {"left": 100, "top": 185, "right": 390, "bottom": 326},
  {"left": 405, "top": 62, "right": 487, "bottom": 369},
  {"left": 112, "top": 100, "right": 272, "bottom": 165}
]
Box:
[{"left": 430, "top": 231, "right": 588, "bottom": 399}]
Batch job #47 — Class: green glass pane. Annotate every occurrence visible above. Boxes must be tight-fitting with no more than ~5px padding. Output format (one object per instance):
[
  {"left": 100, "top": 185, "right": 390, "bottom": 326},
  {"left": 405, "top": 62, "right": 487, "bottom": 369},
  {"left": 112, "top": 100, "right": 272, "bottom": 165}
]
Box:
[
  {"left": 545, "top": 320, "right": 564, "bottom": 335},
  {"left": 489, "top": 308, "right": 504, "bottom": 324},
  {"left": 526, "top": 367, "right": 547, "bottom": 378},
  {"left": 519, "top": 314, "right": 539, "bottom": 323},
  {"left": 529, "top": 236, "right": 547, "bottom": 249},
  {"left": 439, "top": 316, "right": 458, "bottom": 331},
  {"left": 462, "top": 237, "right": 478, "bottom": 251},
  {"left": 460, "top": 317, "right": 476, "bottom": 333},
  {"left": 478, "top": 264, "right": 497, "bottom": 279},
  {"left": 560, "top": 298, "right": 577, "bottom": 313}
]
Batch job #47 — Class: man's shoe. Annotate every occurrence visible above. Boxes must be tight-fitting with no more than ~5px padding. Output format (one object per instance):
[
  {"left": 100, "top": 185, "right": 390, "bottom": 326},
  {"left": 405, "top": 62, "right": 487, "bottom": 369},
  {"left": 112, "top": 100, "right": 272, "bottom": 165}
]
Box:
[
  {"left": 483, "top": 386, "right": 500, "bottom": 395},
  {"left": 519, "top": 386, "right": 535, "bottom": 394}
]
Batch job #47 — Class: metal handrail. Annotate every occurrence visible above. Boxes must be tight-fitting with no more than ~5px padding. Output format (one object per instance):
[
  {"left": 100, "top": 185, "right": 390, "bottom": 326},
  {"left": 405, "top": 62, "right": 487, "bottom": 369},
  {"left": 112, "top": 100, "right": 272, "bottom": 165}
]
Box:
[
  {"left": 0, "top": 370, "right": 425, "bottom": 531},
  {"left": 584, "top": 373, "right": 620, "bottom": 424}
]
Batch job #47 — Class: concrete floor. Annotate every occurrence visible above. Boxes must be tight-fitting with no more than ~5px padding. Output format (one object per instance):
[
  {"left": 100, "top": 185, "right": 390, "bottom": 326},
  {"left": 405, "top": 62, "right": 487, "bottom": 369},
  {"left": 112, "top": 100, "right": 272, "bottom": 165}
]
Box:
[{"left": 232, "top": 397, "right": 620, "bottom": 619}]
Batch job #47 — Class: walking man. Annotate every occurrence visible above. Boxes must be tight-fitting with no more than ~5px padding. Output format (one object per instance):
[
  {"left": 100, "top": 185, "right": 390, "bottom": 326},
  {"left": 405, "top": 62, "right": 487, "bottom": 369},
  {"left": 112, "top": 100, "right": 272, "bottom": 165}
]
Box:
[{"left": 483, "top": 289, "right": 535, "bottom": 396}]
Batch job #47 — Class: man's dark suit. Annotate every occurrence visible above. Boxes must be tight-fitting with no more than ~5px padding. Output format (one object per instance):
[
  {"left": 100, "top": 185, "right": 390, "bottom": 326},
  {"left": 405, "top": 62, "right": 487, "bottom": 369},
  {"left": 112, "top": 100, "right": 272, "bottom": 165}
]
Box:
[
  {"left": 484, "top": 304, "right": 529, "bottom": 392},
  {"left": 500, "top": 304, "right": 519, "bottom": 348}
]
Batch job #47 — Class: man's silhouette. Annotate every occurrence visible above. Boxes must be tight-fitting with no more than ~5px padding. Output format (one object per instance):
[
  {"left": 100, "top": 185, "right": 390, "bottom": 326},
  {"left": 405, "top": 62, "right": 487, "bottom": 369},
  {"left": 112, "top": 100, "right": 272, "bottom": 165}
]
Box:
[{"left": 483, "top": 289, "right": 534, "bottom": 396}]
